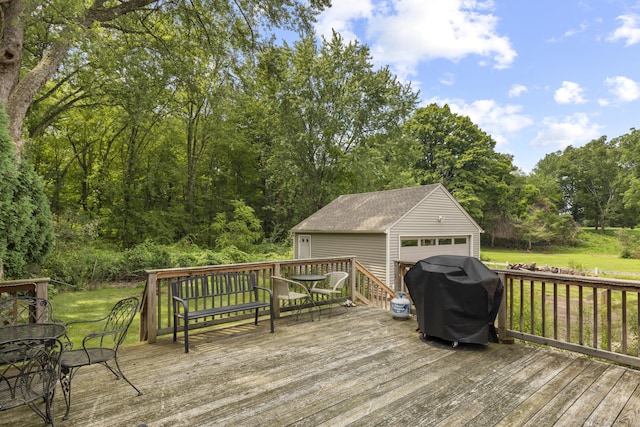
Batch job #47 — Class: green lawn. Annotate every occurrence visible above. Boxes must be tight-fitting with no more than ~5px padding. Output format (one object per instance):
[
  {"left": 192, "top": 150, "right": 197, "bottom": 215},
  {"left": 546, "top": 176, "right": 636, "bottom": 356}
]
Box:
[
  {"left": 51, "top": 284, "right": 144, "bottom": 346},
  {"left": 482, "top": 228, "right": 640, "bottom": 275}
]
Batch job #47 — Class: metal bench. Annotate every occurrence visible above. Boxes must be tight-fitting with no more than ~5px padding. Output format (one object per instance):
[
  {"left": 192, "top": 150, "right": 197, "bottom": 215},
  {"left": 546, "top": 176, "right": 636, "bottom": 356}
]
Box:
[{"left": 171, "top": 272, "right": 274, "bottom": 352}]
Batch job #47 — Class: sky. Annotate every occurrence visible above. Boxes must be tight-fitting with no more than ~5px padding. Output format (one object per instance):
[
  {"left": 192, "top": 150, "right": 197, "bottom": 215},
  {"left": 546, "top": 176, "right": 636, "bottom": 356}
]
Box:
[{"left": 313, "top": 0, "right": 640, "bottom": 173}]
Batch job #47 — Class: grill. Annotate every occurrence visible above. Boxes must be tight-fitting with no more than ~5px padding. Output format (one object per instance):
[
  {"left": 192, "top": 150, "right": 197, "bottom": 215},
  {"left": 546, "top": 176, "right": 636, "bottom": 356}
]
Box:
[{"left": 404, "top": 255, "right": 503, "bottom": 346}]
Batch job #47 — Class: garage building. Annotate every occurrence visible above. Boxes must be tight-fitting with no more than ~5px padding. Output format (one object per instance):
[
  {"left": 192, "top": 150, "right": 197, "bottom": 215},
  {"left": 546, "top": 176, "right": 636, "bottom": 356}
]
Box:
[{"left": 290, "top": 184, "right": 483, "bottom": 286}]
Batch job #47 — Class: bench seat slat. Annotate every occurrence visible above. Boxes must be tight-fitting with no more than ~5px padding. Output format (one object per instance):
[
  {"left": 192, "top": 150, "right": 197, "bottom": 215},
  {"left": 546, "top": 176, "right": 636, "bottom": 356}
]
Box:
[{"left": 175, "top": 301, "right": 271, "bottom": 320}]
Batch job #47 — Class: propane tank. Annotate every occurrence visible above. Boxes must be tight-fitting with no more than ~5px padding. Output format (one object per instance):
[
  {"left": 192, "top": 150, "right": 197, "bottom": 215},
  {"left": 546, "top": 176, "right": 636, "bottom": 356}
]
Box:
[{"left": 391, "top": 291, "right": 411, "bottom": 320}]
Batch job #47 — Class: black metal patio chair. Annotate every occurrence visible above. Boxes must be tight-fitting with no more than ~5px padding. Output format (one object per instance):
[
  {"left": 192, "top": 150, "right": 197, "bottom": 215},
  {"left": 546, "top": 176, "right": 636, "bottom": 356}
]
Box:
[
  {"left": 58, "top": 297, "right": 142, "bottom": 419},
  {"left": 0, "top": 296, "right": 60, "bottom": 326},
  {"left": 0, "top": 337, "right": 63, "bottom": 426}
]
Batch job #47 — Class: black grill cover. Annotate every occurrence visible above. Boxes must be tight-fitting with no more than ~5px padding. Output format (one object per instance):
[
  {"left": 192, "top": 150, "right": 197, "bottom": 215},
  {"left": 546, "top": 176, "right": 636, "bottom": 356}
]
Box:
[{"left": 404, "top": 255, "right": 503, "bottom": 345}]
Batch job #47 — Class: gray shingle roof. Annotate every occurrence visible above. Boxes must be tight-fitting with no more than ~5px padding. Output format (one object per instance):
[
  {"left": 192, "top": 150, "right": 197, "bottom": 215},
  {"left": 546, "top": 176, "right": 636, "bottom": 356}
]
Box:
[{"left": 291, "top": 184, "right": 441, "bottom": 233}]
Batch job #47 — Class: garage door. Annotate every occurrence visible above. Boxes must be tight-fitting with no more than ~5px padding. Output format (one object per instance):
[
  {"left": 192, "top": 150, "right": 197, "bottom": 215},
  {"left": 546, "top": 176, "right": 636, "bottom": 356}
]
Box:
[{"left": 400, "top": 236, "right": 470, "bottom": 262}]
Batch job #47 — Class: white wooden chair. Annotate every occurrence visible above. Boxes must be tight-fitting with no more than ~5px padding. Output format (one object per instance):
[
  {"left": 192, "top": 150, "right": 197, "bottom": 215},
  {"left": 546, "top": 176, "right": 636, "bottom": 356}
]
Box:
[{"left": 271, "top": 276, "right": 318, "bottom": 321}]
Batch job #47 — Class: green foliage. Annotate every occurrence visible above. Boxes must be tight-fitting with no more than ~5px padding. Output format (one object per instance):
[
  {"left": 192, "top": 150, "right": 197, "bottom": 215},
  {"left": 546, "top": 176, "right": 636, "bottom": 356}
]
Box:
[
  {"left": 43, "top": 246, "right": 125, "bottom": 288},
  {"left": 0, "top": 106, "right": 17, "bottom": 277},
  {"left": 405, "top": 103, "right": 515, "bottom": 224},
  {"left": 211, "top": 200, "right": 263, "bottom": 252},
  {"left": 617, "top": 229, "right": 640, "bottom": 259},
  {"left": 256, "top": 32, "right": 418, "bottom": 237},
  {"left": 42, "top": 236, "right": 291, "bottom": 288},
  {"left": 122, "top": 242, "right": 172, "bottom": 276},
  {"left": 0, "top": 105, "right": 54, "bottom": 278}
]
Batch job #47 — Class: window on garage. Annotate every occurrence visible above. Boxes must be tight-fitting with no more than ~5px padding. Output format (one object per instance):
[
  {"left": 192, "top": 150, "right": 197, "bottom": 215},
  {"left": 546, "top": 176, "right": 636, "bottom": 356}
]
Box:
[{"left": 400, "top": 235, "right": 471, "bottom": 261}]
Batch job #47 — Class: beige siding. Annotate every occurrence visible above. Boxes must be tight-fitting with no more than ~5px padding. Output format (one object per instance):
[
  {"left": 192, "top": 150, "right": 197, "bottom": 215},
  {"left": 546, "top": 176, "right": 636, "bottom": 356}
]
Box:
[
  {"left": 303, "top": 233, "right": 387, "bottom": 280},
  {"left": 389, "top": 186, "right": 481, "bottom": 286},
  {"left": 292, "top": 186, "right": 482, "bottom": 288}
]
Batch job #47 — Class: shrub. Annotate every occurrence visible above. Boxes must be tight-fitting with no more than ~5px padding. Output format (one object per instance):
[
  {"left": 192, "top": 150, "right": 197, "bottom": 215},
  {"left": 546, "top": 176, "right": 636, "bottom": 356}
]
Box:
[
  {"left": 122, "top": 242, "right": 172, "bottom": 278},
  {"left": 0, "top": 104, "right": 54, "bottom": 278},
  {"left": 617, "top": 229, "right": 640, "bottom": 259},
  {"left": 43, "top": 247, "right": 125, "bottom": 288}
]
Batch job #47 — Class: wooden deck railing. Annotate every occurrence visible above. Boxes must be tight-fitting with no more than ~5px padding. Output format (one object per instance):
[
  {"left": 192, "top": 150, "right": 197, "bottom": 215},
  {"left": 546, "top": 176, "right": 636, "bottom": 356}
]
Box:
[
  {"left": 0, "top": 278, "right": 51, "bottom": 300},
  {"left": 396, "top": 261, "right": 640, "bottom": 369},
  {"left": 141, "top": 257, "right": 396, "bottom": 344}
]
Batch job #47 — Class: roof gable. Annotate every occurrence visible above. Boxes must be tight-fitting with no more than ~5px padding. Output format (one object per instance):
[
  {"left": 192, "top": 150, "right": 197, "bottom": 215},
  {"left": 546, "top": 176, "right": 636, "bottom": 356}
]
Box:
[{"left": 291, "top": 185, "right": 443, "bottom": 233}]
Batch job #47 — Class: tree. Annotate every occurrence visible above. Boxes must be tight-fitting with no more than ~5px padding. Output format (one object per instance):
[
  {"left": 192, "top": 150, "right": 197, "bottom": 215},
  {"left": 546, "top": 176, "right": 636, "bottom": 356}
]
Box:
[
  {"left": 6, "top": 0, "right": 331, "bottom": 250},
  {"left": 0, "top": 105, "right": 53, "bottom": 278},
  {"left": 1, "top": 0, "right": 330, "bottom": 158},
  {"left": 211, "top": 200, "right": 263, "bottom": 252},
  {"left": 405, "top": 103, "right": 515, "bottom": 225},
  {"left": 618, "top": 128, "right": 640, "bottom": 227},
  {"left": 253, "top": 32, "right": 418, "bottom": 236},
  {"left": 562, "top": 137, "right": 622, "bottom": 232}
]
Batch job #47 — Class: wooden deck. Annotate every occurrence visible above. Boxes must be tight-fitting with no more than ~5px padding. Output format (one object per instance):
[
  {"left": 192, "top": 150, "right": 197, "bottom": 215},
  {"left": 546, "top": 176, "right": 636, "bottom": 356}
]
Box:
[{"left": 3, "top": 306, "right": 640, "bottom": 426}]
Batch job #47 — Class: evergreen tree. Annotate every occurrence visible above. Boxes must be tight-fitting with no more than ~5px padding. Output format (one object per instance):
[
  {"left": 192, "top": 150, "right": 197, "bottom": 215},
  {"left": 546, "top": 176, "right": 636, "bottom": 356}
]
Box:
[{"left": 0, "top": 105, "right": 54, "bottom": 278}]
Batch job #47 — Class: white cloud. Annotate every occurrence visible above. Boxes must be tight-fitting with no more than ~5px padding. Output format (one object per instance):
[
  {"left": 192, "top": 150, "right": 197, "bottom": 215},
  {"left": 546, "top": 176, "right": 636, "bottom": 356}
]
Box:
[
  {"left": 554, "top": 81, "right": 587, "bottom": 104},
  {"left": 314, "top": 0, "right": 373, "bottom": 43},
  {"left": 508, "top": 84, "right": 528, "bottom": 98},
  {"left": 564, "top": 22, "right": 589, "bottom": 38},
  {"left": 605, "top": 76, "right": 640, "bottom": 102},
  {"left": 440, "top": 72, "right": 455, "bottom": 86},
  {"left": 426, "top": 96, "right": 533, "bottom": 148},
  {"left": 607, "top": 14, "right": 640, "bottom": 46},
  {"left": 531, "top": 113, "right": 602, "bottom": 148},
  {"left": 315, "top": 0, "right": 517, "bottom": 81}
]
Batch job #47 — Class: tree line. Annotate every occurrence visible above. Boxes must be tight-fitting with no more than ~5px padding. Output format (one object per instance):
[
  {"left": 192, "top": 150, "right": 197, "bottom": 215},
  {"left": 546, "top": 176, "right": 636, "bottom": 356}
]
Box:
[{"left": 1, "top": 1, "right": 639, "bottom": 278}]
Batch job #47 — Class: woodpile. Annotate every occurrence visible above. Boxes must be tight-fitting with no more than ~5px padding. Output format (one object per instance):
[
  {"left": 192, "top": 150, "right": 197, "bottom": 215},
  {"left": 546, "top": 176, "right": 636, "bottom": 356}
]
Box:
[{"left": 507, "top": 262, "right": 587, "bottom": 276}]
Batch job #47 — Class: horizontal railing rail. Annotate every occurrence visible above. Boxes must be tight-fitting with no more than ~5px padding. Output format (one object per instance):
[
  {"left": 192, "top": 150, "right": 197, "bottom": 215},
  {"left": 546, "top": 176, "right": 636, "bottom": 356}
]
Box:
[
  {"left": 142, "top": 257, "right": 397, "bottom": 343},
  {"left": 0, "top": 278, "right": 51, "bottom": 300},
  {"left": 396, "top": 260, "right": 640, "bottom": 369}
]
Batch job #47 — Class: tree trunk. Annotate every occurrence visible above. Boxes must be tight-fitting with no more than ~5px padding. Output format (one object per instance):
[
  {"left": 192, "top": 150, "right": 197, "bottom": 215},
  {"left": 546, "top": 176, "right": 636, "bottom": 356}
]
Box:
[
  {"left": 0, "top": 0, "right": 25, "bottom": 154},
  {"left": 0, "top": 0, "right": 159, "bottom": 158}
]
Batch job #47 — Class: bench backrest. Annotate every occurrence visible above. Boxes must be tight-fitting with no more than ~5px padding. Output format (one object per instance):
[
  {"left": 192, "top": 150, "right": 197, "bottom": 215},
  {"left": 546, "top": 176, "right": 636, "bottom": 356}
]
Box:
[{"left": 171, "top": 272, "right": 259, "bottom": 305}]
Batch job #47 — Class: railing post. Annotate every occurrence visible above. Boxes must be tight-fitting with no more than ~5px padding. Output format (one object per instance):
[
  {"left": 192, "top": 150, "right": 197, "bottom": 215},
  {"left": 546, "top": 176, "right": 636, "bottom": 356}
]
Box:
[
  {"left": 144, "top": 272, "right": 158, "bottom": 344},
  {"left": 350, "top": 257, "right": 357, "bottom": 298},
  {"left": 34, "top": 279, "right": 49, "bottom": 301},
  {"left": 273, "top": 263, "right": 281, "bottom": 318},
  {"left": 497, "top": 272, "right": 513, "bottom": 344}
]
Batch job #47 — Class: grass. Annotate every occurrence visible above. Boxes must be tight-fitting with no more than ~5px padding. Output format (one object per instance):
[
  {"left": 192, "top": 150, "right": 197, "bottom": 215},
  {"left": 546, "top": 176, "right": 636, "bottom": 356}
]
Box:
[
  {"left": 482, "top": 228, "right": 640, "bottom": 275},
  {"left": 50, "top": 283, "right": 145, "bottom": 346}
]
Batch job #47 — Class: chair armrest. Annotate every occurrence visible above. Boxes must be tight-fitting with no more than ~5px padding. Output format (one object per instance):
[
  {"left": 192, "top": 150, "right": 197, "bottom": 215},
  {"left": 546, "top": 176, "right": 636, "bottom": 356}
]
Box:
[
  {"left": 63, "top": 316, "right": 110, "bottom": 349},
  {"left": 81, "top": 328, "right": 121, "bottom": 346},
  {"left": 310, "top": 281, "right": 328, "bottom": 290},
  {"left": 64, "top": 314, "right": 110, "bottom": 328},
  {"left": 75, "top": 328, "right": 122, "bottom": 364},
  {"left": 277, "top": 277, "right": 311, "bottom": 295}
]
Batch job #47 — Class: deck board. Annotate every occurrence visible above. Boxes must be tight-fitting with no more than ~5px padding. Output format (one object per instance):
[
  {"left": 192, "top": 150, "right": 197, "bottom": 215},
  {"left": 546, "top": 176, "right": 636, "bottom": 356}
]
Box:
[{"left": 1, "top": 306, "right": 640, "bottom": 426}]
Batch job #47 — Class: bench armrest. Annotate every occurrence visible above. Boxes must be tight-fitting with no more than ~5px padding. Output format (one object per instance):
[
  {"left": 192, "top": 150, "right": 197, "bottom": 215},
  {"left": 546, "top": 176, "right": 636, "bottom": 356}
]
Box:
[
  {"left": 254, "top": 286, "right": 274, "bottom": 301},
  {"left": 172, "top": 295, "right": 190, "bottom": 315}
]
